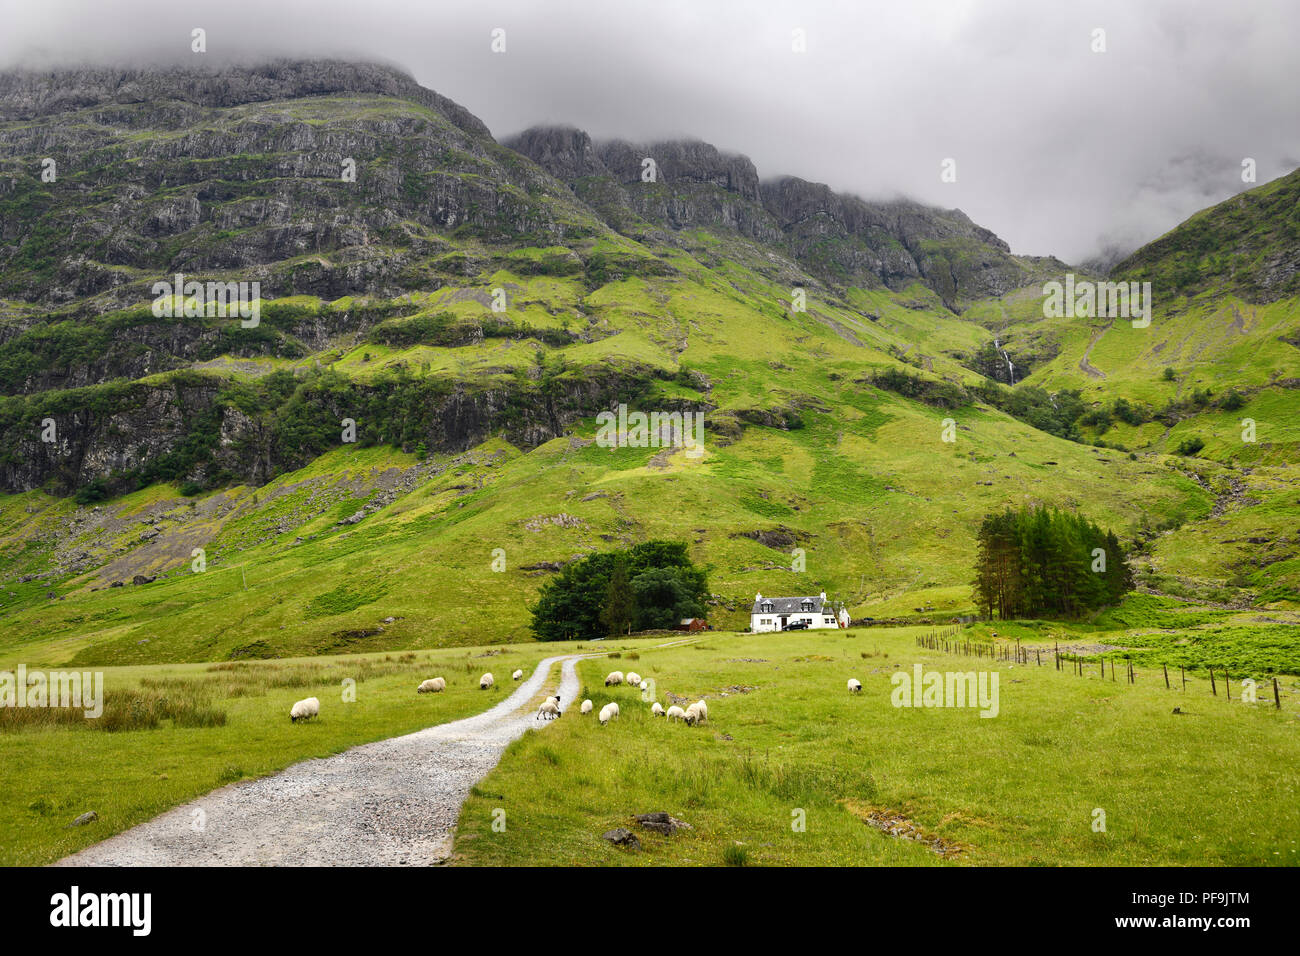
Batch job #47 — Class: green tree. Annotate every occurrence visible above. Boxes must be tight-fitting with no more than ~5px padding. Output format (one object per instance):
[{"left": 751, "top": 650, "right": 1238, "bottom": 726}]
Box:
[{"left": 600, "top": 558, "right": 636, "bottom": 636}]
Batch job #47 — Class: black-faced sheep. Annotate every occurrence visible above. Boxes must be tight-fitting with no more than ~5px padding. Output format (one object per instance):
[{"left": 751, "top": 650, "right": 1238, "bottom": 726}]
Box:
[
  {"left": 599, "top": 702, "right": 619, "bottom": 725},
  {"left": 480, "top": 672, "right": 495, "bottom": 690},
  {"left": 683, "top": 700, "right": 708, "bottom": 725},
  {"left": 604, "top": 671, "right": 624, "bottom": 686},
  {"left": 417, "top": 677, "right": 446, "bottom": 694},
  {"left": 536, "top": 695, "right": 562, "bottom": 720},
  {"left": 847, "top": 678, "right": 862, "bottom": 694},
  {"left": 665, "top": 705, "right": 686, "bottom": 721},
  {"left": 289, "top": 697, "right": 320, "bottom": 722},
  {"left": 650, "top": 702, "right": 665, "bottom": 716},
  {"left": 580, "top": 699, "right": 593, "bottom": 715},
  {"left": 625, "top": 671, "right": 642, "bottom": 687},
  {"left": 512, "top": 669, "right": 524, "bottom": 681}
]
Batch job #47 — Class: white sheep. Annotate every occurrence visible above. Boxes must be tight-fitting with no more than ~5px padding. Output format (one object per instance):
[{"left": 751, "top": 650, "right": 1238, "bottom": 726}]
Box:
[
  {"left": 536, "top": 695, "right": 562, "bottom": 721},
  {"left": 625, "top": 671, "right": 642, "bottom": 687},
  {"left": 512, "top": 669, "right": 524, "bottom": 681},
  {"left": 599, "top": 702, "right": 619, "bottom": 725},
  {"left": 604, "top": 671, "right": 624, "bottom": 686},
  {"left": 684, "top": 700, "right": 708, "bottom": 726},
  {"left": 480, "top": 672, "right": 495, "bottom": 690},
  {"left": 417, "top": 677, "right": 445, "bottom": 694},
  {"left": 847, "top": 678, "right": 862, "bottom": 694},
  {"left": 580, "top": 699, "right": 593, "bottom": 715},
  {"left": 289, "top": 697, "right": 319, "bottom": 723},
  {"left": 650, "top": 702, "right": 665, "bottom": 717},
  {"left": 638, "top": 680, "right": 649, "bottom": 691},
  {"left": 665, "top": 705, "right": 686, "bottom": 721}
]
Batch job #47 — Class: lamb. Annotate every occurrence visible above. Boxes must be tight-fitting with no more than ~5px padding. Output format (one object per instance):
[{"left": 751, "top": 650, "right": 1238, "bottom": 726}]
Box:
[
  {"left": 580, "top": 699, "right": 593, "bottom": 715},
  {"left": 417, "top": 677, "right": 446, "bottom": 694},
  {"left": 480, "top": 672, "right": 495, "bottom": 690},
  {"left": 625, "top": 671, "right": 642, "bottom": 687},
  {"left": 604, "top": 671, "right": 624, "bottom": 686},
  {"left": 289, "top": 697, "right": 320, "bottom": 723},
  {"left": 599, "top": 702, "right": 620, "bottom": 725},
  {"left": 536, "top": 695, "right": 562, "bottom": 720},
  {"left": 665, "top": 705, "right": 686, "bottom": 721},
  {"left": 650, "top": 702, "right": 665, "bottom": 717},
  {"left": 512, "top": 669, "right": 524, "bottom": 681},
  {"left": 847, "top": 678, "right": 862, "bottom": 694},
  {"left": 683, "top": 700, "right": 708, "bottom": 726}
]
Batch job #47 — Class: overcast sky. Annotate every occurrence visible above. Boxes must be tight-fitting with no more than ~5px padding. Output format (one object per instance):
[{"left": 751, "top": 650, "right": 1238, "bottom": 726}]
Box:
[{"left": 4, "top": 0, "right": 1298, "bottom": 264}]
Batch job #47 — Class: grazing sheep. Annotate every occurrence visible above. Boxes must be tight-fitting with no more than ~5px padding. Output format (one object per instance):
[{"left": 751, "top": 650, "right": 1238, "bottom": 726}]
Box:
[
  {"left": 512, "top": 669, "right": 524, "bottom": 681},
  {"left": 684, "top": 700, "right": 708, "bottom": 726},
  {"left": 417, "top": 677, "right": 446, "bottom": 694},
  {"left": 599, "top": 702, "right": 619, "bottom": 725},
  {"left": 536, "top": 695, "right": 562, "bottom": 721},
  {"left": 665, "top": 705, "right": 686, "bottom": 721},
  {"left": 580, "top": 699, "right": 593, "bottom": 715},
  {"left": 626, "top": 671, "right": 642, "bottom": 687},
  {"left": 480, "top": 672, "right": 495, "bottom": 690},
  {"left": 604, "top": 671, "right": 624, "bottom": 686},
  {"left": 847, "top": 678, "right": 862, "bottom": 694},
  {"left": 638, "top": 680, "right": 649, "bottom": 691},
  {"left": 289, "top": 697, "right": 320, "bottom": 723},
  {"left": 650, "top": 702, "right": 665, "bottom": 717}
]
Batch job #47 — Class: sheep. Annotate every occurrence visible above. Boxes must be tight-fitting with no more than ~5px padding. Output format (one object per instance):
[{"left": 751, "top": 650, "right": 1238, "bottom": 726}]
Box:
[
  {"left": 512, "top": 669, "right": 524, "bottom": 681},
  {"left": 684, "top": 700, "right": 708, "bottom": 726},
  {"left": 289, "top": 697, "right": 320, "bottom": 723},
  {"left": 417, "top": 677, "right": 446, "bottom": 694},
  {"left": 638, "top": 680, "right": 649, "bottom": 691},
  {"left": 536, "top": 695, "right": 562, "bottom": 721},
  {"left": 479, "top": 672, "right": 495, "bottom": 690},
  {"left": 665, "top": 705, "right": 686, "bottom": 721},
  {"left": 604, "top": 671, "right": 624, "bottom": 686},
  {"left": 625, "top": 671, "right": 642, "bottom": 687},
  {"left": 847, "top": 678, "right": 862, "bottom": 694},
  {"left": 599, "top": 702, "right": 620, "bottom": 725},
  {"left": 650, "top": 702, "right": 665, "bottom": 717},
  {"left": 580, "top": 699, "right": 593, "bottom": 715}
]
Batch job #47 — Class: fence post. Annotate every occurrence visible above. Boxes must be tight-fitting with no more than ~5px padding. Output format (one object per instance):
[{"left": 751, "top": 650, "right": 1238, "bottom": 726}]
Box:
[
  {"left": 1163, "top": 664, "right": 1169, "bottom": 689},
  {"left": 1275, "top": 677, "right": 1282, "bottom": 710},
  {"left": 1210, "top": 669, "right": 1217, "bottom": 696}
]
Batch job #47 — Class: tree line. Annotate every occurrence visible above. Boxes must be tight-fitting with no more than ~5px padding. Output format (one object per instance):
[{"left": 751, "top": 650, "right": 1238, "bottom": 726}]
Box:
[{"left": 973, "top": 506, "right": 1133, "bottom": 620}]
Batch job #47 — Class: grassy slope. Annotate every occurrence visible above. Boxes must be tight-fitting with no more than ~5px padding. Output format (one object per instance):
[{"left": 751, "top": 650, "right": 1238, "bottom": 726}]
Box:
[{"left": 454, "top": 628, "right": 1300, "bottom": 866}]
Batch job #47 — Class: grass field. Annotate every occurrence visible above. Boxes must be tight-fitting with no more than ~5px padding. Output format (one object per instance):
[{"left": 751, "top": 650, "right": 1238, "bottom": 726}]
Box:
[
  {"left": 453, "top": 627, "right": 1300, "bottom": 866},
  {"left": 0, "top": 642, "right": 546, "bottom": 866}
]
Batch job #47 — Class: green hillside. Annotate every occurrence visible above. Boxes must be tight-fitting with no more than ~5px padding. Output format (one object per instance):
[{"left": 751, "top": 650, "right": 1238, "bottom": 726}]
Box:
[{"left": 0, "top": 60, "right": 1297, "bottom": 673}]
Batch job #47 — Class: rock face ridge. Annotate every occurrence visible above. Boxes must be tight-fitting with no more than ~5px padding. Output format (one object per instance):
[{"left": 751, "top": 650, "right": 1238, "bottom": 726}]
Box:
[{"left": 505, "top": 124, "right": 1055, "bottom": 302}]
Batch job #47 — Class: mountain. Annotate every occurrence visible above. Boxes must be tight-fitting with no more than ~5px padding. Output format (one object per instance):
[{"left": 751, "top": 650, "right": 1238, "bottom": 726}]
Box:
[
  {"left": 0, "top": 60, "right": 1295, "bottom": 667},
  {"left": 1113, "top": 166, "right": 1300, "bottom": 303}
]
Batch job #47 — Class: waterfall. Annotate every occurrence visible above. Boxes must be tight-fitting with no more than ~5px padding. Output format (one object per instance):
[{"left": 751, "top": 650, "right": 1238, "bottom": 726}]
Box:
[{"left": 993, "top": 337, "right": 1016, "bottom": 385}]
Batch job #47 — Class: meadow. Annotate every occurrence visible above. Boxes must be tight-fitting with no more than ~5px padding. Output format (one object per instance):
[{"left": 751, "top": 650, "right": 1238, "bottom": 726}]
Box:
[
  {"left": 454, "top": 627, "right": 1300, "bottom": 867},
  {"left": 0, "top": 642, "right": 545, "bottom": 865}
]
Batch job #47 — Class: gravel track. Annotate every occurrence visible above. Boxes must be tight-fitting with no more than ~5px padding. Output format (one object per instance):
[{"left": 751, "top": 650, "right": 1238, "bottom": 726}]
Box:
[{"left": 55, "top": 654, "right": 588, "bottom": 867}]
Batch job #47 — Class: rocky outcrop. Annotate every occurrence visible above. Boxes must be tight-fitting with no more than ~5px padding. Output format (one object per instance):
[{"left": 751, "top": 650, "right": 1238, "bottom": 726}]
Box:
[{"left": 507, "top": 124, "right": 1054, "bottom": 304}]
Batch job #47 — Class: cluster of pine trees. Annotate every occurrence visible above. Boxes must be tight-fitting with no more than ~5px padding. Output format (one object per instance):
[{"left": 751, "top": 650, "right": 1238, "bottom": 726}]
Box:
[{"left": 973, "top": 506, "right": 1133, "bottom": 620}]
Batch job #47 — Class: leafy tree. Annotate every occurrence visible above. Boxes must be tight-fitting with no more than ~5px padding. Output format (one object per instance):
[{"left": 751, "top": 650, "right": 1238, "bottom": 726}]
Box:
[{"left": 530, "top": 540, "right": 708, "bottom": 641}]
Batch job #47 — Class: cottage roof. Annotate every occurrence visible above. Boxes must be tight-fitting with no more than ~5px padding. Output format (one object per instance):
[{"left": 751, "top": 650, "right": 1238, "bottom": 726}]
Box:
[{"left": 751, "top": 595, "right": 827, "bottom": 615}]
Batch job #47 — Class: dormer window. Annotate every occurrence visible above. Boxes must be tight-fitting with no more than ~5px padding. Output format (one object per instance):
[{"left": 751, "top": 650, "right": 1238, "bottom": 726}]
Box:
[
  {"left": 800, "top": 600, "right": 814, "bottom": 612},
  {"left": 761, "top": 601, "right": 774, "bottom": 613}
]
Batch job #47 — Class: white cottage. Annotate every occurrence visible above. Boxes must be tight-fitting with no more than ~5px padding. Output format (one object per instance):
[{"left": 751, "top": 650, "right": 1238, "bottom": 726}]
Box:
[{"left": 750, "top": 592, "right": 850, "bottom": 632}]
